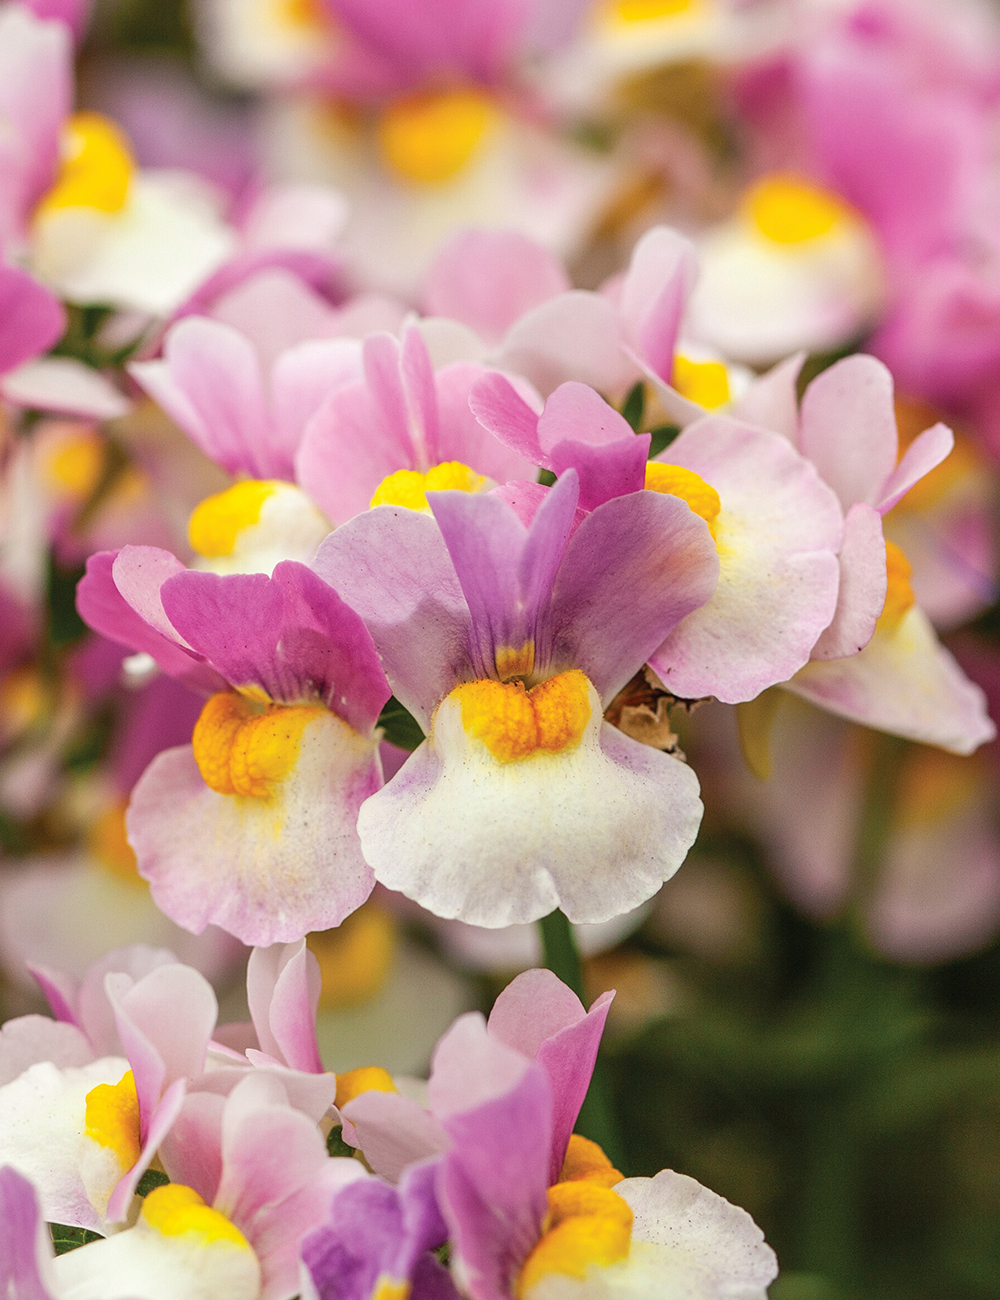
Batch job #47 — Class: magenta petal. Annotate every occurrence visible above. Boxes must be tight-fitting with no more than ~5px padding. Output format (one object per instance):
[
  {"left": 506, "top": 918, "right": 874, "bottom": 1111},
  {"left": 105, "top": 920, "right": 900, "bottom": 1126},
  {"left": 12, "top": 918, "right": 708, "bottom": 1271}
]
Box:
[
  {"left": 468, "top": 371, "right": 545, "bottom": 466},
  {"left": 76, "top": 552, "right": 224, "bottom": 695},
  {"left": 550, "top": 490, "right": 719, "bottom": 702},
  {"left": 423, "top": 230, "right": 569, "bottom": 345},
  {"left": 247, "top": 942, "right": 324, "bottom": 1074},
  {"left": 0, "top": 1166, "right": 58, "bottom": 1300},
  {"left": 312, "top": 509, "right": 471, "bottom": 728},
  {"left": 0, "top": 265, "right": 65, "bottom": 376},
  {"left": 548, "top": 435, "right": 649, "bottom": 511},
  {"left": 438, "top": 1064, "right": 551, "bottom": 1300},
  {"left": 160, "top": 561, "right": 389, "bottom": 733}
]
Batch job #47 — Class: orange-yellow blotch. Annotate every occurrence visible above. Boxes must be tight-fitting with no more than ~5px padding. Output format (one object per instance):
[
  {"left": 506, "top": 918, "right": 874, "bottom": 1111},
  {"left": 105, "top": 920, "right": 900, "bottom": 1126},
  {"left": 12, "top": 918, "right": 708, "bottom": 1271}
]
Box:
[
  {"left": 334, "top": 1066, "right": 398, "bottom": 1110},
  {"left": 644, "top": 462, "right": 721, "bottom": 538},
  {"left": 558, "top": 1134, "right": 625, "bottom": 1189},
  {"left": 37, "top": 112, "right": 133, "bottom": 217},
  {"left": 142, "top": 1184, "right": 252, "bottom": 1247},
  {"left": 309, "top": 905, "right": 396, "bottom": 1010},
  {"left": 517, "top": 1182, "right": 633, "bottom": 1296},
  {"left": 370, "top": 461, "right": 487, "bottom": 511},
  {"left": 44, "top": 430, "right": 106, "bottom": 499},
  {"left": 495, "top": 642, "right": 536, "bottom": 682},
  {"left": 188, "top": 480, "right": 278, "bottom": 558},
  {"left": 877, "top": 540, "right": 915, "bottom": 632},
  {"left": 85, "top": 1070, "right": 140, "bottom": 1170},
  {"left": 192, "top": 692, "right": 325, "bottom": 799},
  {"left": 89, "top": 802, "right": 142, "bottom": 884},
  {"left": 746, "top": 175, "right": 848, "bottom": 245},
  {"left": 452, "top": 670, "right": 592, "bottom": 764},
  {"left": 672, "top": 355, "right": 731, "bottom": 410},
  {"left": 378, "top": 89, "right": 495, "bottom": 185}
]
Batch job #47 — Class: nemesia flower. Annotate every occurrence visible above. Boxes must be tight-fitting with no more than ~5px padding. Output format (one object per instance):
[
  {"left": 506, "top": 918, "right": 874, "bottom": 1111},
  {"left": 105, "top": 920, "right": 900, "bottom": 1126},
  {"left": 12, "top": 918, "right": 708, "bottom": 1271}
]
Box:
[
  {"left": 471, "top": 374, "right": 844, "bottom": 703},
  {"left": 0, "top": 949, "right": 217, "bottom": 1231},
  {"left": 685, "top": 172, "right": 885, "bottom": 366},
  {"left": 295, "top": 326, "right": 535, "bottom": 526},
  {"left": 313, "top": 468, "right": 718, "bottom": 926},
  {"left": 76, "top": 552, "right": 390, "bottom": 943}
]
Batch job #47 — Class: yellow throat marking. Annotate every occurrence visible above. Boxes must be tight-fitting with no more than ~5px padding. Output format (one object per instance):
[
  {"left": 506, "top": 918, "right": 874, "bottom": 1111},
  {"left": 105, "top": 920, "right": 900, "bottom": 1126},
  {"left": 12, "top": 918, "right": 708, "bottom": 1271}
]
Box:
[
  {"left": 192, "top": 692, "right": 325, "bottom": 799},
  {"left": 672, "top": 355, "right": 731, "bottom": 410},
  {"left": 334, "top": 1065, "right": 398, "bottom": 1111},
  {"left": 370, "top": 1280, "right": 410, "bottom": 1300},
  {"left": 644, "top": 462, "right": 721, "bottom": 538},
  {"left": 37, "top": 112, "right": 133, "bottom": 217},
  {"left": 746, "top": 175, "right": 849, "bottom": 245},
  {"left": 85, "top": 1069, "right": 140, "bottom": 1170},
  {"left": 877, "top": 540, "right": 915, "bottom": 632},
  {"left": 188, "top": 481, "right": 279, "bottom": 558},
  {"left": 378, "top": 88, "right": 496, "bottom": 185},
  {"left": 558, "top": 1134, "right": 625, "bottom": 1190},
  {"left": 451, "top": 670, "right": 592, "bottom": 764},
  {"left": 142, "top": 1184, "right": 252, "bottom": 1248},
  {"left": 370, "top": 462, "right": 487, "bottom": 512},
  {"left": 605, "top": 0, "right": 699, "bottom": 22},
  {"left": 517, "top": 1182, "right": 633, "bottom": 1296}
]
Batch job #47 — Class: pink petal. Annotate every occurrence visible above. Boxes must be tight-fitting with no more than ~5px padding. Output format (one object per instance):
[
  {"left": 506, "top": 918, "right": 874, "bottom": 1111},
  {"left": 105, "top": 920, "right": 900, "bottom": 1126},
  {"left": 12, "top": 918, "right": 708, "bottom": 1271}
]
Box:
[
  {"left": 247, "top": 942, "right": 324, "bottom": 1075},
  {"left": 730, "top": 352, "right": 806, "bottom": 442},
  {"left": 810, "top": 503, "right": 887, "bottom": 661},
  {"left": 619, "top": 226, "right": 697, "bottom": 381},
  {"left": 341, "top": 1090, "right": 449, "bottom": 1183},
  {"left": 798, "top": 354, "right": 898, "bottom": 509},
  {"left": 0, "top": 1016, "right": 92, "bottom": 1086},
  {"left": 877, "top": 422, "right": 954, "bottom": 514},
  {"left": 496, "top": 291, "right": 634, "bottom": 398}
]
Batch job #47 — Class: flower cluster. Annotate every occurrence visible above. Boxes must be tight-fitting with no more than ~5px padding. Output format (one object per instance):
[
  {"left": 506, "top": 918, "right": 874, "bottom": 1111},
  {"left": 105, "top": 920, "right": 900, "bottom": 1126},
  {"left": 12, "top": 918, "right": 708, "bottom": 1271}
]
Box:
[{"left": 2, "top": 0, "right": 1000, "bottom": 1294}]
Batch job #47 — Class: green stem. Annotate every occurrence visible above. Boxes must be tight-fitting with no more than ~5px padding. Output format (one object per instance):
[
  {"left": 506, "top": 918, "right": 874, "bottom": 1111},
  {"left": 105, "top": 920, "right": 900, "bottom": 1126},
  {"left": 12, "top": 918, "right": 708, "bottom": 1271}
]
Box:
[{"left": 538, "top": 909, "right": 624, "bottom": 1168}]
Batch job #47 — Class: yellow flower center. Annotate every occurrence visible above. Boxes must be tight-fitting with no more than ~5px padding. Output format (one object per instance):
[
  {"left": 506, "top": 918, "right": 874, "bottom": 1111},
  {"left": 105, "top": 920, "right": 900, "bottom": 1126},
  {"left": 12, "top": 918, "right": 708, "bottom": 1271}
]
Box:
[
  {"left": 371, "top": 1280, "right": 410, "bottom": 1300},
  {"left": 877, "top": 540, "right": 915, "bottom": 632},
  {"left": 142, "top": 1184, "right": 252, "bottom": 1248},
  {"left": 746, "top": 175, "right": 849, "bottom": 245},
  {"left": 43, "top": 429, "right": 106, "bottom": 499},
  {"left": 89, "top": 803, "right": 143, "bottom": 885},
  {"left": 604, "top": 0, "right": 699, "bottom": 22},
  {"left": 309, "top": 905, "right": 396, "bottom": 1010},
  {"left": 644, "top": 462, "right": 721, "bottom": 538},
  {"left": 378, "top": 89, "right": 496, "bottom": 185},
  {"left": 451, "top": 670, "right": 592, "bottom": 764},
  {"left": 188, "top": 481, "right": 279, "bottom": 558},
  {"left": 671, "top": 355, "right": 731, "bottom": 410},
  {"left": 36, "top": 112, "right": 134, "bottom": 217},
  {"left": 558, "top": 1134, "right": 625, "bottom": 1190},
  {"left": 85, "top": 1069, "right": 141, "bottom": 1171},
  {"left": 191, "top": 692, "right": 326, "bottom": 799},
  {"left": 334, "top": 1065, "right": 398, "bottom": 1110},
  {"left": 517, "top": 1182, "right": 633, "bottom": 1297},
  {"left": 370, "top": 461, "right": 488, "bottom": 512}
]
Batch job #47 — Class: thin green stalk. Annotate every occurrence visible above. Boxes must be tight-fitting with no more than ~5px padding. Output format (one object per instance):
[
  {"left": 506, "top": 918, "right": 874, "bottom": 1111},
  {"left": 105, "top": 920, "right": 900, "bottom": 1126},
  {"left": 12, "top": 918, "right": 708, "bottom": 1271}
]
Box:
[{"left": 538, "top": 909, "right": 624, "bottom": 1167}]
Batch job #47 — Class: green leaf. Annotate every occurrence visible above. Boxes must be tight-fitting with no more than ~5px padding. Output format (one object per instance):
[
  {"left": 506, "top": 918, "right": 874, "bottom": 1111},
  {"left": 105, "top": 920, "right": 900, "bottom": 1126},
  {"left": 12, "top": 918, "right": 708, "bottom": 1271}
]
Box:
[
  {"left": 648, "top": 425, "right": 680, "bottom": 458},
  {"left": 537, "top": 468, "right": 557, "bottom": 487},
  {"left": 621, "top": 381, "right": 645, "bottom": 432},
  {"left": 378, "top": 697, "right": 425, "bottom": 752},
  {"left": 47, "top": 554, "right": 87, "bottom": 649},
  {"left": 327, "top": 1125, "right": 356, "bottom": 1158},
  {"left": 136, "top": 1168, "right": 170, "bottom": 1197},
  {"left": 49, "top": 1223, "right": 103, "bottom": 1255}
]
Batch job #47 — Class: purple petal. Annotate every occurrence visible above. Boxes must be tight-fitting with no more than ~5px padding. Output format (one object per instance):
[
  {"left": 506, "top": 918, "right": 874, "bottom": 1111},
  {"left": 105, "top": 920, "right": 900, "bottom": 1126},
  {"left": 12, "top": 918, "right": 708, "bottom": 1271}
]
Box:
[
  {"left": 312, "top": 509, "right": 471, "bottom": 728},
  {"left": 0, "top": 1166, "right": 57, "bottom": 1300},
  {"left": 438, "top": 1064, "right": 551, "bottom": 1300},
  {"left": 516, "top": 472, "right": 581, "bottom": 653},
  {"left": 0, "top": 265, "right": 65, "bottom": 377},
  {"left": 549, "top": 490, "right": 719, "bottom": 702},
  {"left": 548, "top": 436, "right": 649, "bottom": 511},
  {"left": 160, "top": 561, "right": 389, "bottom": 733},
  {"left": 423, "top": 230, "right": 569, "bottom": 345}
]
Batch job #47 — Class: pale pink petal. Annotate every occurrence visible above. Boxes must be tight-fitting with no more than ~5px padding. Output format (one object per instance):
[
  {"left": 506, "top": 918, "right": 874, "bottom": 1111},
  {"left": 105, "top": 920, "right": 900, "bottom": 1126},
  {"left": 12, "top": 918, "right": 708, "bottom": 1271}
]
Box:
[
  {"left": 422, "top": 229, "right": 570, "bottom": 345},
  {"left": 105, "top": 1075, "right": 186, "bottom": 1222},
  {"left": 797, "top": 354, "right": 898, "bottom": 510},
  {"left": 209, "top": 271, "right": 343, "bottom": 374},
  {"left": 486, "top": 969, "right": 588, "bottom": 1059},
  {"left": 270, "top": 337, "right": 362, "bottom": 462},
  {"left": 811, "top": 503, "right": 887, "bottom": 661},
  {"left": 240, "top": 184, "right": 348, "bottom": 254},
  {"left": 341, "top": 1090, "right": 448, "bottom": 1183},
  {"left": 111, "top": 546, "right": 191, "bottom": 646},
  {"left": 0, "top": 1016, "right": 93, "bottom": 1087},
  {"left": 536, "top": 381, "right": 633, "bottom": 453},
  {"left": 730, "top": 352, "right": 806, "bottom": 442},
  {"left": 247, "top": 942, "right": 324, "bottom": 1075},
  {"left": 75, "top": 945, "right": 179, "bottom": 1058},
  {"left": 619, "top": 226, "right": 698, "bottom": 380},
  {"left": 159, "top": 1089, "right": 225, "bottom": 1202},
  {"left": 0, "top": 357, "right": 130, "bottom": 420},
  {"left": 877, "top": 422, "right": 954, "bottom": 514},
  {"left": 434, "top": 363, "right": 537, "bottom": 483},
  {"left": 495, "top": 291, "right": 635, "bottom": 398},
  {"left": 427, "top": 1013, "right": 529, "bottom": 1119}
]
